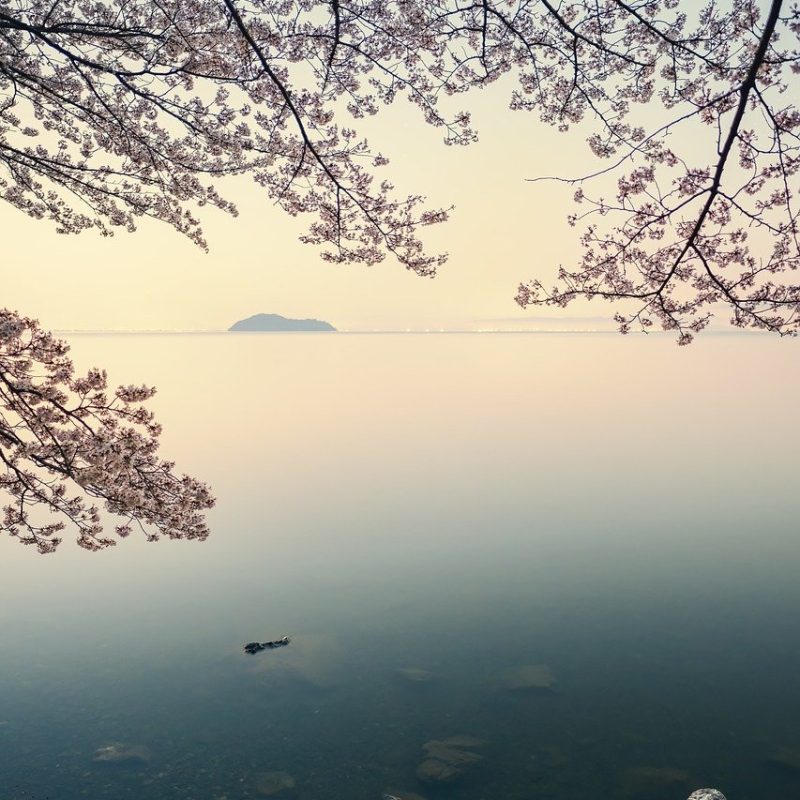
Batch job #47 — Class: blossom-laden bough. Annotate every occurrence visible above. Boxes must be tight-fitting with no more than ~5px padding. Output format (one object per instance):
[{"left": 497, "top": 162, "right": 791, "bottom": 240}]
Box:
[
  {"left": 511, "top": 0, "right": 800, "bottom": 342},
  {"left": 0, "top": 310, "right": 213, "bottom": 553}
]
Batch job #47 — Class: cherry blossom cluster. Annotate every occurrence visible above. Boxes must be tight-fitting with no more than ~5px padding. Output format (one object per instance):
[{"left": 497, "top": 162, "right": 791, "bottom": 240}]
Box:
[
  {"left": 512, "top": 0, "right": 800, "bottom": 340},
  {"left": 0, "top": 309, "right": 214, "bottom": 552},
  {"left": 0, "top": 0, "right": 459, "bottom": 272}
]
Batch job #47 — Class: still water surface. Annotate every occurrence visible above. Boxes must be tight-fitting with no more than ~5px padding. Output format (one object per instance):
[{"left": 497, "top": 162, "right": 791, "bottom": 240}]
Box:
[{"left": 1, "top": 333, "right": 798, "bottom": 800}]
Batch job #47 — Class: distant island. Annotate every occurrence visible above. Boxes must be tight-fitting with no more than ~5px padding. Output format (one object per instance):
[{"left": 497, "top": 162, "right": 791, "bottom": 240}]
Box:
[{"left": 229, "top": 313, "right": 336, "bottom": 332}]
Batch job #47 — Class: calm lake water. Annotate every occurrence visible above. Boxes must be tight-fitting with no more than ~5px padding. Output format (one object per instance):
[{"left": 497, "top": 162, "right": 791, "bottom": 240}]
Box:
[{"left": 1, "top": 332, "right": 799, "bottom": 800}]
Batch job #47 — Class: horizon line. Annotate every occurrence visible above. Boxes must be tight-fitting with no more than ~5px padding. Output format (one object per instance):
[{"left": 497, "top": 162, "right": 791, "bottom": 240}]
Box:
[{"left": 51, "top": 327, "right": 766, "bottom": 337}]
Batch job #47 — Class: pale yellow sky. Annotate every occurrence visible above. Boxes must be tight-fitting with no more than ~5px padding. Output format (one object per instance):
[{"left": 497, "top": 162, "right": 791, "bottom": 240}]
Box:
[{"left": 3, "top": 83, "right": 600, "bottom": 332}]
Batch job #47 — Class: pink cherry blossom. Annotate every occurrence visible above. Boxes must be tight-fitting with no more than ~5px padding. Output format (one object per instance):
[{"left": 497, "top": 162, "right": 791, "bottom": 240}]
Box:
[{"left": 0, "top": 310, "right": 213, "bottom": 552}]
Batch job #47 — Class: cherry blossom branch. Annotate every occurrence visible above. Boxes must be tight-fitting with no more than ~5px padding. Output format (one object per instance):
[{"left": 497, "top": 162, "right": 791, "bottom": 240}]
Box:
[{"left": 0, "top": 310, "right": 214, "bottom": 553}]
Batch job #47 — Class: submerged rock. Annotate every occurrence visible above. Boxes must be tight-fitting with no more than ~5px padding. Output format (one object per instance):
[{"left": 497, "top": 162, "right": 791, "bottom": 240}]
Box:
[
  {"left": 621, "top": 767, "right": 690, "bottom": 800},
  {"left": 499, "top": 663, "right": 557, "bottom": 692},
  {"left": 687, "top": 791, "right": 726, "bottom": 800},
  {"left": 92, "top": 742, "right": 152, "bottom": 765},
  {"left": 416, "top": 759, "right": 463, "bottom": 784},
  {"left": 397, "top": 667, "right": 434, "bottom": 683},
  {"left": 415, "top": 737, "right": 483, "bottom": 784},
  {"left": 255, "top": 771, "right": 296, "bottom": 796}
]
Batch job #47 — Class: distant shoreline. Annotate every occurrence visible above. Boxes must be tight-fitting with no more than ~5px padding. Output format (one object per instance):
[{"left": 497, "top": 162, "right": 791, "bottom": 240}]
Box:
[{"left": 52, "top": 329, "right": 772, "bottom": 337}]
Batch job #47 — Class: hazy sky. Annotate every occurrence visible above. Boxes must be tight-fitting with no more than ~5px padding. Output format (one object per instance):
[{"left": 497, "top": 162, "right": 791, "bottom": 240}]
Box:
[{"left": 3, "top": 82, "right": 605, "bottom": 332}]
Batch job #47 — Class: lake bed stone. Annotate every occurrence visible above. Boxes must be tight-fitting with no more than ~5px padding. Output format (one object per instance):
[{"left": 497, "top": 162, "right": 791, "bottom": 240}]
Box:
[
  {"left": 416, "top": 736, "right": 483, "bottom": 784},
  {"left": 92, "top": 742, "right": 152, "bottom": 765}
]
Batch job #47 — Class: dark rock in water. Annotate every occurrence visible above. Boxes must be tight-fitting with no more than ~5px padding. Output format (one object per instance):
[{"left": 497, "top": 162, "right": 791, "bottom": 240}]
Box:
[
  {"left": 92, "top": 743, "right": 152, "bottom": 765},
  {"left": 229, "top": 313, "right": 336, "bottom": 332},
  {"left": 244, "top": 636, "right": 291, "bottom": 655}
]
